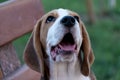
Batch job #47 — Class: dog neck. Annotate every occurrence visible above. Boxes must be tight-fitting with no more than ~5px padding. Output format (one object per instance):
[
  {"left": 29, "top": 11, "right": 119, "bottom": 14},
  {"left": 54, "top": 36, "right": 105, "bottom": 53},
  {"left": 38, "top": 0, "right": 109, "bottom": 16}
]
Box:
[{"left": 49, "top": 58, "right": 90, "bottom": 80}]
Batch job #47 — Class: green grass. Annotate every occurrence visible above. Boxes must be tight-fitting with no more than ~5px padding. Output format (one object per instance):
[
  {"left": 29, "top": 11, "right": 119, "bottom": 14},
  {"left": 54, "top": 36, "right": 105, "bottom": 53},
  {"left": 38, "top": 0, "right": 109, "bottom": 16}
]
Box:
[
  {"left": 1, "top": 0, "right": 120, "bottom": 80},
  {"left": 13, "top": 33, "right": 31, "bottom": 64},
  {"left": 87, "top": 19, "right": 120, "bottom": 80},
  {"left": 42, "top": 0, "right": 87, "bottom": 13},
  {"left": 0, "top": 0, "right": 7, "bottom": 3}
]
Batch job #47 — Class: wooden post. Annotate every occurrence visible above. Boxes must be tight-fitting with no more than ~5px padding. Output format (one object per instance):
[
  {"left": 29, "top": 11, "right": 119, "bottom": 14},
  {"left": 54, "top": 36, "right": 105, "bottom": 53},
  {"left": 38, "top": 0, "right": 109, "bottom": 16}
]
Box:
[
  {"left": 86, "top": 0, "right": 96, "bottom": 24},
  {"left": 0, "top": 43, "right": 21, "bottom": 79},
  {"left": 0, "top": 67, "right": 3, "bottom": 80}
]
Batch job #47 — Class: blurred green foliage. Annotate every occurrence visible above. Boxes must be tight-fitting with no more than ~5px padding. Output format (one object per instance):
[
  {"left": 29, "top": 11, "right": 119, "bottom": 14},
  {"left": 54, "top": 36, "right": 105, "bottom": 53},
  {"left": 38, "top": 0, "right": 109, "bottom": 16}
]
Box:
[
  {"left": 0, "top": 0, "right": 120, "bottom": 80},
  {"left": 0, "top": 0, "right": 7, "bottom": 3},
  {"left": 87, "top": 20, "right": 120, "bottom": 80}
]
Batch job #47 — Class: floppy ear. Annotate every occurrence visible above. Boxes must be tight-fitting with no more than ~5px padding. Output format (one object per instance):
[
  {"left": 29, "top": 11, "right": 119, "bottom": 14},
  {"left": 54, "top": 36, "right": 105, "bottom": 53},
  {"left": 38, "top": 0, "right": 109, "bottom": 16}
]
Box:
[
  {"left": 80, "top": 21, "right": 95, "bottom": 76},
  {"left": 33, "top": 19, "right": 49, "bottom": 77},
  {"left": 24, "top": 34, "right": 40, "bottom": 72},
  {"left": 24, "top": 19, "right": 49, "bottom": 78}
]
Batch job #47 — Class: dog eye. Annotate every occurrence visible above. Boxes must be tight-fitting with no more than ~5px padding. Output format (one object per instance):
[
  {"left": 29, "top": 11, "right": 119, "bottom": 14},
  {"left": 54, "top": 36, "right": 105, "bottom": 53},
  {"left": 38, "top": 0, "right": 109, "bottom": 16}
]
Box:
[
  {"left": 74, "top": 16, "right": 79, "bottom": 22},
  {"left": 46, "top": 16, "right": 56, "bottom": 23}
]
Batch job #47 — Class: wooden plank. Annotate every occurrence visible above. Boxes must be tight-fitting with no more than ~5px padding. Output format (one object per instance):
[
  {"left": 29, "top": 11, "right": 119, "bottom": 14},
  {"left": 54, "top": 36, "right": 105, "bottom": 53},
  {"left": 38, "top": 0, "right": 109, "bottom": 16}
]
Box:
[
  {"left": 0, "top": 0, "right": 44, "bottom": 46},
  {"left": 0, "top": 67, "right": 3, "bottom": 80},
  {"left": 4, "top": 65, "right": 40, "bottom": 80},
  {"left": 0, "top": 43, "right": 21, "bottom": 79},
  {"left": 0, "top": 0, "right": 15, "bottom": 7}
]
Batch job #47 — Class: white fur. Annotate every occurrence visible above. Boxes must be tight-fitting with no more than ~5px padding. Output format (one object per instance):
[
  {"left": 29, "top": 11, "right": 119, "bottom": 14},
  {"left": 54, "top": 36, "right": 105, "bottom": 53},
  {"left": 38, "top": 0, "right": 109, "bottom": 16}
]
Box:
[
  {"left": 46, "top": 9, "right": 89, "bottom": 80},
  {"left": 46, "top": 8, "right": 82, "bottom": 62},
  {"left": 50, "top": 58, "right": 90, "bottom": 80}
]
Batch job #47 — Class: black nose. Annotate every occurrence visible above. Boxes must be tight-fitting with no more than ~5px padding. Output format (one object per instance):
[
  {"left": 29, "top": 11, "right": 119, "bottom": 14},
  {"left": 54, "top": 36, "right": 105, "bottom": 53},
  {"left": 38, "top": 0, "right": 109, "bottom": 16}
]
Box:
[{"left": 61, "top": 16, "right": 75, "bottom": 27}]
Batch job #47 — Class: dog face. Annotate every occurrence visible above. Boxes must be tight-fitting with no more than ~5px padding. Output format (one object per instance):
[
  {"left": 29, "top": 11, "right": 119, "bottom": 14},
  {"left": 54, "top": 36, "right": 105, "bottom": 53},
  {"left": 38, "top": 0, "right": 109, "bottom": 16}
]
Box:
[
  {"left": 45, "top": 9, "right": 82, "bottom": 62},
  {"left": 24, "top": 8, "right": 94, "bottom": 77}
]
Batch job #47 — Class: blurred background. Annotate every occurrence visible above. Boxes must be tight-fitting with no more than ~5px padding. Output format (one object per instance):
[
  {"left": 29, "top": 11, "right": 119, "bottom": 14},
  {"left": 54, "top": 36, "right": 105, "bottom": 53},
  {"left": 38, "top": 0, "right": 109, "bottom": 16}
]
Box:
[{"left": 0, "top": 0, "right": 120, "bottom": 80}]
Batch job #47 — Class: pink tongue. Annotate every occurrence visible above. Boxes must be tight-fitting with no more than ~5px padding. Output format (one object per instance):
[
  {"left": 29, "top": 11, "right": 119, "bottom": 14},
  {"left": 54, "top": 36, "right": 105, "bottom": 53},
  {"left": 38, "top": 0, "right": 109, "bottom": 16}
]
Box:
[{"left": 59, "top": 43, "right": 76, "bottom": 51}]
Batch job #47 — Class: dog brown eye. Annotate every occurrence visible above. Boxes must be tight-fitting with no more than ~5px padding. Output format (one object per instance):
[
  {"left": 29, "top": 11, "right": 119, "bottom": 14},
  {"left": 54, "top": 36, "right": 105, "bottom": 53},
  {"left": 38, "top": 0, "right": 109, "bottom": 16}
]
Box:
[
  {"left": 46, "top": 16, "right": 56, "bottom": 23},
  {"left": 74, "top": 16, "right": 79, "bottom": 22}
]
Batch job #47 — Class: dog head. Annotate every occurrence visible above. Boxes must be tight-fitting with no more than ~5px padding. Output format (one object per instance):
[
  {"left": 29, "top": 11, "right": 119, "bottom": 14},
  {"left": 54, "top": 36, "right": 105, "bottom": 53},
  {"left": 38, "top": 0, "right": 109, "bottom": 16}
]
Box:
[{"left": 24, "top": 8, "right": 95, "bottom": 77}]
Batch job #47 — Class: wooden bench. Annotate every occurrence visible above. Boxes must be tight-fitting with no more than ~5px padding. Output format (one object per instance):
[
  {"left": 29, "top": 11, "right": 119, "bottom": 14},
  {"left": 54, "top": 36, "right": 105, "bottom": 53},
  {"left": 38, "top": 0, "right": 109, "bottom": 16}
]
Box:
[{"left": 0, "top": 0, "right": 44, "bottom": 79}]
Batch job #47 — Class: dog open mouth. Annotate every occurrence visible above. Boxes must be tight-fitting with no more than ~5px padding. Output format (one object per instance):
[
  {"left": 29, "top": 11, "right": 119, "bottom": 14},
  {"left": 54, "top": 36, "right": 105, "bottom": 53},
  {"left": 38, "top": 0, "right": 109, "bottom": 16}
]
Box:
[{"left": 51, "top": 33, "right": 77, "bottom": 60}]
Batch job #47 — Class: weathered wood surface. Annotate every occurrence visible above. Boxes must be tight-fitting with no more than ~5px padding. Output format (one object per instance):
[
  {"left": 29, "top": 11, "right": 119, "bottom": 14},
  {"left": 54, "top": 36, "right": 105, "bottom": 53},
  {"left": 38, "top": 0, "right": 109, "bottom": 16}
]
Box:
[
  {"left": 0, "top": 0, "right": 44, "bottom": 46},
  {"left": 0, "top": 0, "right": 44, "bottom": 79},
  {"left": 0, "top": 67, "right": 3, "bottom": 80},
  {"left": 4, "top": 65, "right": 40, "bottom": 80},
  {"left": 0, "top": 43, "right": 21, "bottom": 78}
]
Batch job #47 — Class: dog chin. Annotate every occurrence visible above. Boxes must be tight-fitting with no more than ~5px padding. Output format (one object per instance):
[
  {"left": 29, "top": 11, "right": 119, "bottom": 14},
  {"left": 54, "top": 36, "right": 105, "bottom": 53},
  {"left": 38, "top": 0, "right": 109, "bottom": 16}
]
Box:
[
  {"left": 61, "top": 56, "right": 74, "bottom": 62},
  {"left": 54, "top": 53, "right": 75, "bottom": 62}
]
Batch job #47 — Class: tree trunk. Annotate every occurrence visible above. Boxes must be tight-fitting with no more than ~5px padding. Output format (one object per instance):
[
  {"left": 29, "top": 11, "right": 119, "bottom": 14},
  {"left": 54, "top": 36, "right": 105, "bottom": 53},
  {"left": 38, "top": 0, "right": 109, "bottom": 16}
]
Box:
[{"left": 86, "top": 0, "right": 96, "bottom": 24}]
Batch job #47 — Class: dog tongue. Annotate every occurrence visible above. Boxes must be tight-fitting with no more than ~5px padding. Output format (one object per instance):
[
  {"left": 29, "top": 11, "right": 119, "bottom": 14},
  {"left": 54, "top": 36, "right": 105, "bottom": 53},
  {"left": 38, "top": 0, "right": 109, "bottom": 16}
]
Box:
[{"left": 59, "top": 43, "right": 76, "bottom": 51}]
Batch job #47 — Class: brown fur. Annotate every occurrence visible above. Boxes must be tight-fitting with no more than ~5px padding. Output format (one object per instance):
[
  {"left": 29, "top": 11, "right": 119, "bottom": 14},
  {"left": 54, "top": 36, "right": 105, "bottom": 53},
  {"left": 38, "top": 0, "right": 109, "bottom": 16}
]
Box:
[
  {"left": 79, "top": 21, "right": 95, "bottom": 76},
  {"left": 24, "top": 9, "right": 96, "bottom": 80}
]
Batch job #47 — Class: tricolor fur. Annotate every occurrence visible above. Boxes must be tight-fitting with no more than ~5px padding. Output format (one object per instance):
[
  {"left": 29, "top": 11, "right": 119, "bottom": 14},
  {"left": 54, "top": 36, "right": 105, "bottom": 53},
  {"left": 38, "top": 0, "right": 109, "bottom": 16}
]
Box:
[{"left": 24, "top": 8, "right": 96, "bottom": 80}]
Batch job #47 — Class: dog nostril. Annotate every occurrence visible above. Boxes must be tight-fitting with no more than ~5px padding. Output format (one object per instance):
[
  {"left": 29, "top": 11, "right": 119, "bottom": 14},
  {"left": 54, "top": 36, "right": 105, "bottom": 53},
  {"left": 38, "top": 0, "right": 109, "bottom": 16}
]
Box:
[{"left": 61, "top": 16, "right": 75, "bottom": 27}]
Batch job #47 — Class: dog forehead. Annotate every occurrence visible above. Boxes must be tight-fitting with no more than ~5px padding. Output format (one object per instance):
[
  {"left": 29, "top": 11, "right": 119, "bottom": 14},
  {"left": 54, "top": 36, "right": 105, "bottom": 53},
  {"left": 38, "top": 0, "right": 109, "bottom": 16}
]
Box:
[
  {"left": 57, "top": 8, "right": 69, "bottom": 17},
  {"left": 45, "top": 9, "right": 77, "bottom": 18}
]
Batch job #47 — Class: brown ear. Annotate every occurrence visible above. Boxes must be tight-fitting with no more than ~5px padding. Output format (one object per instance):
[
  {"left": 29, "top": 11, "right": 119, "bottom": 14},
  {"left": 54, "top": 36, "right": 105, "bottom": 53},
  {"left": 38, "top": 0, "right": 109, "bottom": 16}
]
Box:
[
  {"left": 33, "top": 19, "right": 45, "bottom": 76},
  {"left": 80, "top": 21, "right": 95, "bottom": 76},
  {"left": 24, "top": 34, "right": 40, "bottom": 72},
  {"left": 24, "top": 19, "right": 46, "bottom": 77},
  {"left": 33, "top": 19, "right": 49, "bottom": 78}
]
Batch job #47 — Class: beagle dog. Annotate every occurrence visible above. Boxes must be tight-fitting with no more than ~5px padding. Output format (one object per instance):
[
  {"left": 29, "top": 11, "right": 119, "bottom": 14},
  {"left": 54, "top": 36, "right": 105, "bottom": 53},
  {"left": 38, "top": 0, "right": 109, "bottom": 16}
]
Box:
[{"left": 24, "top": 8, "right": 96, "bottom": 80}]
